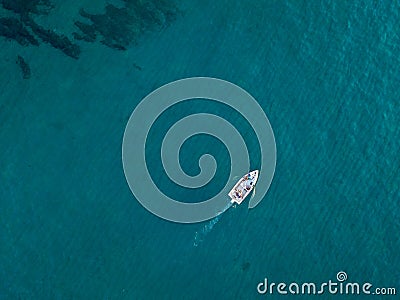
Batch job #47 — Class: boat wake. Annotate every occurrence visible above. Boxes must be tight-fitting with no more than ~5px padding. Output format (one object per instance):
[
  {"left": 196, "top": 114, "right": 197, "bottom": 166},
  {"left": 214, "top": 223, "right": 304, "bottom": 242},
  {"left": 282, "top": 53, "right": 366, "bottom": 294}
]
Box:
[
  {"left": 251, "top": 187, "right": 256, "bottom": 199},
  {"left": 193, "top": 201, "right": 232, "bottom": 247}
]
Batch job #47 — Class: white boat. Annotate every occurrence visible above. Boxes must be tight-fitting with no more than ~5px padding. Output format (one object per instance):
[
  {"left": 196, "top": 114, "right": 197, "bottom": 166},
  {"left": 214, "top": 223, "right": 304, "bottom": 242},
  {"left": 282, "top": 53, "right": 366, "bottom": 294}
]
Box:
[{"left": 228, "top": 170, "right": 259, "bottom": 205}]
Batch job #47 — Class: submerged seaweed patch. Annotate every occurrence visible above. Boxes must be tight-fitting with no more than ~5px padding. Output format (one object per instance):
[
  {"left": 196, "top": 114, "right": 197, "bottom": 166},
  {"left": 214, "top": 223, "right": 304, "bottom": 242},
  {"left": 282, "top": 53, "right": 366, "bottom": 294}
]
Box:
[
  {"left": 73, "top": 0, "right": 180, "bottom": 50},
  {"left": 0, "top": 0, "right": 80, "bottom": 59},
  {"left": 0, "top": 17, "right": 39, "bottom": 46},
  {"left": 23, "top": 16, "right": 80, "bottom": 59},
  {"left": 16, "top": 55, "right": 31, "bottom": 79},
  {"left": 0, "top": 0, "right": 180, "bottom": 60},
  {"left": 0, "top": 0, "right": 53, "bottom": 16}
]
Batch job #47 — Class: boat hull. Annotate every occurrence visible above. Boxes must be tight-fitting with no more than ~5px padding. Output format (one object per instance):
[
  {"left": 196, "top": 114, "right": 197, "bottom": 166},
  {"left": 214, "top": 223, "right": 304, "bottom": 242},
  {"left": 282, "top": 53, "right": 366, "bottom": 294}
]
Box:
[{"left": 228, "top": 170, "right": 259, "bottom": 205}]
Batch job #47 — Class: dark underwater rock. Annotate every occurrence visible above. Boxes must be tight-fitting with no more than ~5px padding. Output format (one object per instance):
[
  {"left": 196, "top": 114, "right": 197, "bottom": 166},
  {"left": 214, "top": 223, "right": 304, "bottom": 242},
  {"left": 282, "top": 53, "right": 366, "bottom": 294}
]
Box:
[
  {"left": 16, "top": 55, "right": 31, "bottom": 79},
  {"left": 0, "top": 17, "right": 39, "bottom": 46},
  {"left": 132, "top": 63, "right": 142, "bottom": 71},
  {"left": 241, "top": 262, "right": 250, "bottom": 272},
  {"left": 23, "top": 16, "right": 80, "bottom": 59}
]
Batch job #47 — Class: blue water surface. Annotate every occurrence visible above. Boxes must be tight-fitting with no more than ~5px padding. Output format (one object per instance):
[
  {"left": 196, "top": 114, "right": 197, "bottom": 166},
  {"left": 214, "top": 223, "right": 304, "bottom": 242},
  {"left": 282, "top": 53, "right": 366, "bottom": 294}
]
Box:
[{"left": 0, "top": 0, "right": 399, "bottom": 299}]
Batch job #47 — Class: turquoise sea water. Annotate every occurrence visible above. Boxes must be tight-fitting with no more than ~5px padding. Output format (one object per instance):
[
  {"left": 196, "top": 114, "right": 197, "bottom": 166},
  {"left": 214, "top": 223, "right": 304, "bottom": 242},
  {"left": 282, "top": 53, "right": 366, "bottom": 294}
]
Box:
[{"left": 1, "top": 0, "right": 399, "bottom": 299}]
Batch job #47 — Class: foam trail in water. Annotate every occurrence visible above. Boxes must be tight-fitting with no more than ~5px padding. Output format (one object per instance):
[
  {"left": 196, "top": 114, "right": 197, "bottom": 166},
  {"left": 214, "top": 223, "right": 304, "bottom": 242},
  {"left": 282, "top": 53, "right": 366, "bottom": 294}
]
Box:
[
  {"left": 193, "top": 201, "right": 232, "bottom": 247},
  {"left": 251, "top": 187, "right": 256, "bottom": 199}
]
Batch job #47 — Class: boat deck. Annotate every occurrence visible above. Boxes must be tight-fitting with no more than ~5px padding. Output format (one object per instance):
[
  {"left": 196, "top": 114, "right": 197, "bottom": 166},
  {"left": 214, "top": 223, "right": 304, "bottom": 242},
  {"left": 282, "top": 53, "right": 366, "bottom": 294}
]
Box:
[{"left": 229, "top": 170, "right": 259, "bottom": 205}]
